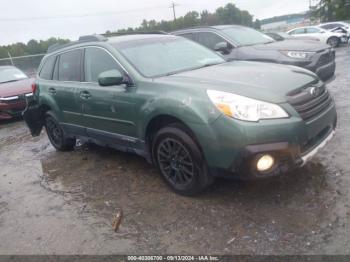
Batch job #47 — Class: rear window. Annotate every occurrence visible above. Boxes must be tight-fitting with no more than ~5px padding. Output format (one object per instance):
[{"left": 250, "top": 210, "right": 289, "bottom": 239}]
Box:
[
  {"left": 39, "top": 56, "right": 56, "bottom": 80},
  {"left": 58, "top": 50, "right": 82, "bottom": 82}
]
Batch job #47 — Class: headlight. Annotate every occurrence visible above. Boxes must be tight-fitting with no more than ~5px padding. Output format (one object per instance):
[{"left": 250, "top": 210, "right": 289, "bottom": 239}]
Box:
[
  {"left": 280, "top": 51, "right": 315, "bottom": 60},
  {"left": 207, "top": 90, "right": 289, "bottom": 122}
]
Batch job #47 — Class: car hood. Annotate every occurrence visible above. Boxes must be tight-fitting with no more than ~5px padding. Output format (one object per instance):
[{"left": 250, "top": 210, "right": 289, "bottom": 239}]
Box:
[
  {"left": 250, "top": 40, "right": 329, "bottom": 52},
  {"left": 0, "top": 78, "right": 33, "bottom": 98},
  {"left": 157, "top": 61, "right": 318, "bottom": 104}
]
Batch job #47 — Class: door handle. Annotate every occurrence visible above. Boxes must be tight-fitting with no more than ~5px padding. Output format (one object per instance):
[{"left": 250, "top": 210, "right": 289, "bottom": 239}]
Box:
[
  {"left": 80, "top": 91, "right": 91, "bottom": 99},
  {"left": 48, "top": 87, "right": 56, "bottom": 95}
]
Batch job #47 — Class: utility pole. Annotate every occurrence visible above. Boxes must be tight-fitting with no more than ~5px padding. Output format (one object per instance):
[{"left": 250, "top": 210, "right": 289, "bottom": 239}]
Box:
[
  {"left": 309, "top": 0, "right": 312, "bottom": 25},
  {"left": 170, "top": 2, "right": 178, "bottom": 21},
  {"left": 7, "top": 51, "right": 14, "bottom": 66}
]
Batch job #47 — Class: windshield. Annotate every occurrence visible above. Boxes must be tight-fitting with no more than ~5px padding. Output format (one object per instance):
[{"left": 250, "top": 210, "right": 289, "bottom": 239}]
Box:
[
  {"left": 222, "top": 27, "right": 275, "bottom": 46},
  {"left": 0, "top": 67, "right": 28, "bottom": 84},
  {"left": 113, "top": 37, "right": 225, "bottom": 77}
]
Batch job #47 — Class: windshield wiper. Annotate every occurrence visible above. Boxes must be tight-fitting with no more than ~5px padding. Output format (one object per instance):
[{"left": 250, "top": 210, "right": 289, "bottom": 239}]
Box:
[{"left": 162, "top": 62, "right": 223, "bottom": 77}]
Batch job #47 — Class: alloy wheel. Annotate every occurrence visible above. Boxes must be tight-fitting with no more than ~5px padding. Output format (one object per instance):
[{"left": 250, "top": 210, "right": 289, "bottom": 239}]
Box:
[{"left": 157, "top": 138, "right": 194, "bottom": 187}]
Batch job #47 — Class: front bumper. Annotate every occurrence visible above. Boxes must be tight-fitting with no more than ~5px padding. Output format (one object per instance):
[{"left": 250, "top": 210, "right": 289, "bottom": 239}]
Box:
[
  {"left": 231, "top": 126, "right": 336, "bottom": 179},
  {"left": 304, "top": 50, "right": 336, "bottom": 81},
  {"left": 194, "top": 96, "right": 337, "bottom": 179},
  {"left": 0, "top": 93, "right": 33, "bottom": 120}
]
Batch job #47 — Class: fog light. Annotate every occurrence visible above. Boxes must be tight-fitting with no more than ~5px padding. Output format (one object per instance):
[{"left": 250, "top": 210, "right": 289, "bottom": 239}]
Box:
[{"left": 256, "top": 154, "right": 275, "bottom": 172}]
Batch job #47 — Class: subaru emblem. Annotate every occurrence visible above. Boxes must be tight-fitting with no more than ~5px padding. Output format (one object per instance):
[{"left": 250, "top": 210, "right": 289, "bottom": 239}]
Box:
[{"left": 309, "top": 87, "right": 319, "bottom": 97}]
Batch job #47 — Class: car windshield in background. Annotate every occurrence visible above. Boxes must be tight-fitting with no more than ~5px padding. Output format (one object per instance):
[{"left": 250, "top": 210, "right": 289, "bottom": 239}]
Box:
[
  {"left": 114, "top": 37, "right": 225, "bottom": 77},
  {"left": 222, "top": 27, "right": 275, "bottom": 46},
  {"left": 0, "top": 67, "right": 28, "bottom": 84}
]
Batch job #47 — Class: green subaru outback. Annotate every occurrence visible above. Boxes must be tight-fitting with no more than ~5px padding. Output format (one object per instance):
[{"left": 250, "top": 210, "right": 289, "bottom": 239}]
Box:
[{"left": 24, "top": 33, "right": 337, "bottom": 195}]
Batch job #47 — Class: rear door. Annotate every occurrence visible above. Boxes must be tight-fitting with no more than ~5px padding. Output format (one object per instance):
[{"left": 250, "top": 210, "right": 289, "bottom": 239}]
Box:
[
  {"left": 52, "top": 49, "right": 85, "bottom": 130},
  {"left": 38, "top": 51, "right": 84, "bottom": 130},
  {"left": 80, "top": 46, "right": 137, "bottom": 143}
]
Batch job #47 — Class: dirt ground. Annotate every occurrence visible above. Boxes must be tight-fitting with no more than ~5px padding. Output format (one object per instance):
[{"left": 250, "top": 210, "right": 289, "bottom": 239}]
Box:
[{"left": 0, "top": 46, "right": 350, "bottom": 255}]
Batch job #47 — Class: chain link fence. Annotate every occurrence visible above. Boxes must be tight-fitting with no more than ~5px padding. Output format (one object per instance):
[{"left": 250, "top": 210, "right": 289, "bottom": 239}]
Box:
[{"left": 0, "top": 54, "right": 45, "bottom": 77}]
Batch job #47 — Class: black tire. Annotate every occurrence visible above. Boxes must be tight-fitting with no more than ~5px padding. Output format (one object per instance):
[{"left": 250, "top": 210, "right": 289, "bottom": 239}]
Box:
[
  {"left": 45, "top": 112, "right": 75, "bottom": 151},
  {"left": 152, "top": 123, "right": 213, "bottom": 196},
  {"left": 327, "top": 37, "right": 340, "bottom": 48}
]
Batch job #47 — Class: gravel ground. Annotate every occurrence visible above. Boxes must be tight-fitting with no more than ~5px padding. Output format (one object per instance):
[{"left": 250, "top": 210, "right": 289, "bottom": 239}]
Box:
[{"left": 0, "top": 45, "right": 349, "bottom": 255}]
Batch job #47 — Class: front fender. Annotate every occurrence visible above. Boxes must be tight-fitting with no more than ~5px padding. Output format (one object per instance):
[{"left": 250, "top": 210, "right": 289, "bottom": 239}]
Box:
[{"left": 139, "top": 95, "right": 220, "bottom": 140}]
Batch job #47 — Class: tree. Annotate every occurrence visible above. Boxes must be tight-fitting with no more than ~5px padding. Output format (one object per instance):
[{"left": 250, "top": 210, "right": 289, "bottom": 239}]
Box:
[
  {"left": 313, "top": 0, "right": 350, "bottom": 22},
  {"left": 108, "top": 3, "right": 259, "bottom": 35}
]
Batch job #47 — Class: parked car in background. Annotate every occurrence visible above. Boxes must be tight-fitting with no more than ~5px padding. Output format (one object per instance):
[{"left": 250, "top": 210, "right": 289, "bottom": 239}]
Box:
[
  {"left": 286, "top": 26, "right": 348, "bottom": 47},
  {"left": 173, "top": 25, "right": 336, "bottom": 81},
  {"left": 265, "top": 32, "right": 320, "bottom": 42},
  {"left": 0, "top": 66, "right": 33, "bottom": 120},
  {"left": 319, "top": 21, "right": 350, "bottom": 42},
  {"left": 23, "top": 34, "right": 337, "bottom": 195}
]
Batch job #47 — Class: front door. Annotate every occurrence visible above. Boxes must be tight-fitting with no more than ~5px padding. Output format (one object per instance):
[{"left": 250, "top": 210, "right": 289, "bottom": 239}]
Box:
[{"left": 79, "top": 47, "right": 137, "bottom": 145}]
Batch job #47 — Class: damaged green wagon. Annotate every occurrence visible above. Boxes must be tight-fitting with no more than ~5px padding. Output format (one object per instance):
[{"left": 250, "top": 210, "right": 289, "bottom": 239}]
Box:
[{"left": 23, "top": 33, "right": 337, "bottom": 195}]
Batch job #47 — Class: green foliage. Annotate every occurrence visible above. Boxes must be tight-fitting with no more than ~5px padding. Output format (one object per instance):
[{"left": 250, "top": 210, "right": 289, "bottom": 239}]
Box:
[
  {"left": 109, "top": 3, "right": 260, "bottom": 35},
  {"left": 313, "top": 0, "right": 350, "bottom": 22},
  {"left": 0, "top": 38, "right": 70, "bottom": 59},
  {"left": 0, "top": 3, "right": 259, "bottom": 58}
]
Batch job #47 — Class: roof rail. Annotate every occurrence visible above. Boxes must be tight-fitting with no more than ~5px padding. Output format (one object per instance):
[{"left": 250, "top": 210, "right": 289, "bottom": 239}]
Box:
[
  {"left": 102, "top": 31, "right": 169, "bottom": 37},
  {"left": 47, "top": 34, "right": 107, "bottom": 54},
  {"left": 79, "top": 34, "right": 107, "bottom": 42}
]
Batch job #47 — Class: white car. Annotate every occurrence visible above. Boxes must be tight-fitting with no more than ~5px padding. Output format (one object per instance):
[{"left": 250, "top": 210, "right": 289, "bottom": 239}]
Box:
[
  {"left": 319, "top": 21, "right": 350, "bottom": 40},
  {"left": 287, "top": 26, "right": 348, "bottom": 47}
]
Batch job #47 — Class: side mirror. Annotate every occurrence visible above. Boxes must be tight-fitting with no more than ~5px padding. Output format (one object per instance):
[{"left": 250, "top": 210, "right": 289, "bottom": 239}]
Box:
[
  {"left": 214, "top": 42, "right": 232, "bottom": 55},
  {"left": 98, "top": 69, "right": 125, "bottom": 86},
  {"left": 320, "top": 30, "right": 326, "bottom": 33}
]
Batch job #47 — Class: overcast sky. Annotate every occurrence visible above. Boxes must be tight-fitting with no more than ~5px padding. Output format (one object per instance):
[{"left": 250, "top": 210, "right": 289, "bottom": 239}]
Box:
[{"left": 0, "top": 0, "right": 310, "bottom": 45}]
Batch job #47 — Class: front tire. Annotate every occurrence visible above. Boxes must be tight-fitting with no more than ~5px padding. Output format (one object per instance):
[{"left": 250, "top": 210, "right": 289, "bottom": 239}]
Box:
[
  {"left": 45, "top": 112, "right": 75, "bottom": 151},
  {"left": 152, "top": 124, "right": 213, "bottom": 196},
  {"left": 327, "top": 37, "right": 340, "bottom": 47}
]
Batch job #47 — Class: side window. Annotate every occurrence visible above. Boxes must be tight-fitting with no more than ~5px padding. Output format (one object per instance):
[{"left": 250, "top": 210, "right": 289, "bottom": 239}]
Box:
[
  {"left": 306, "top": 28, "right": 320, "bottom": 34},
  {"left": 179, "top": 33, "right": 196, "bottom": 41},
  {"left": 197, "top": 32, "right": 227, "bottom": 50},
  {"left": 58, "top": 49, "right": 82, "bottom": 82},
  {"left": 84, "top": 47, "right": 121, "bottom": 83},
  {"left": 321, "top": 24, "right": 333, "bottom": 30},
  {"left": 289, "top": 28, "right": 305, "bottom": 35},
  {"left": 39, "top": 55, "right": 56, "bottom": 80}
]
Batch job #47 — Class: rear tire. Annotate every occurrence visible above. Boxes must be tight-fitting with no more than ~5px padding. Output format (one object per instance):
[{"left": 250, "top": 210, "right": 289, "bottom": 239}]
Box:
[
  {"left": 152, "top": 123, "right": 213, "bottom": 196},
  {"left": 327, "top": 37, "right": 340, "bottom": 47},
  {"left": 45, "top": 112, "right": 75, "bottom": 151}
]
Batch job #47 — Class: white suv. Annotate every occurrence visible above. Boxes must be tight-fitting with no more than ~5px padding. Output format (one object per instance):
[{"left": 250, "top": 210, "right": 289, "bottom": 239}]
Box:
[{"left": 287, "top": 26, "right": 348, "bottom": 47}]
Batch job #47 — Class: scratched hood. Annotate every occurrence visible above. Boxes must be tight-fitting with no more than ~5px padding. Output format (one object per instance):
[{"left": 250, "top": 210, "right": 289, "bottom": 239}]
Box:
[
  {"left": 0, "top": 78, "right": 33, "bottom": 98},
  {"left": 157, "top": 61, "right": 319, "bottom": 103}
]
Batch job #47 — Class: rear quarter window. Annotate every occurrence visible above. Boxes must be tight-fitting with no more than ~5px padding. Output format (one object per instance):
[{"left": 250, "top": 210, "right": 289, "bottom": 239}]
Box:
[{"left": 39, "top": 55, "right": 56, "bottom": 80}]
